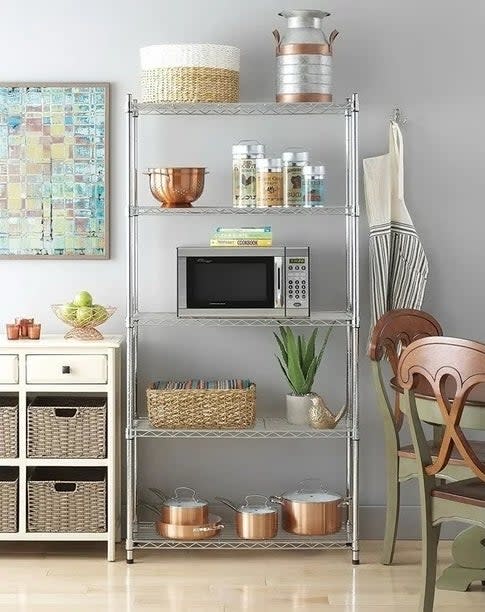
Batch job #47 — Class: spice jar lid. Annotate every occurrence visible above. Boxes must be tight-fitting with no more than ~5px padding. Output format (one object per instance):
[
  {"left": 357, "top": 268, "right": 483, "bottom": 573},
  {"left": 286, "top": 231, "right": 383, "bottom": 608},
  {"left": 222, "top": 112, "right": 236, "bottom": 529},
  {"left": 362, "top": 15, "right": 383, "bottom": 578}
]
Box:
[
  {"left": 282, "top": 150, "right": 309, "bottom": 163},
  {"left": 303, "top": 164, "right": 326, "bottom": 176},
  {"left": 256, "top": 157, "right": 283, "bottom": 170},
  {"left": 232, "top": 140, "right": 265, "bottom": 156}
]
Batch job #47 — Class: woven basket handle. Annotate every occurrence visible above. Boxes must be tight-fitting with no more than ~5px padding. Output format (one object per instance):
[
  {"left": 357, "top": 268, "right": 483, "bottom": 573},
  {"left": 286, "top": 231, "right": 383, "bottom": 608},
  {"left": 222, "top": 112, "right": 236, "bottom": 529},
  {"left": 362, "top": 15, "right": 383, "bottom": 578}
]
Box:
[
  {"left": 53, "top": 408, "right": 78, "bottom": 418},
  {"left": 54, "top": 482, "right": 77, "bottom": 493}
]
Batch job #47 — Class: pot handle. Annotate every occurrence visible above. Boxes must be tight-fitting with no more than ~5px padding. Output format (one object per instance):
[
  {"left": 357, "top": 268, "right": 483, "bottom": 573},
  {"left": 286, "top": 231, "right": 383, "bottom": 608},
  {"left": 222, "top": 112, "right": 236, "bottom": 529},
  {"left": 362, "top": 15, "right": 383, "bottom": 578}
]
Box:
[
  {"left": 193, "top": 523, "right": 224, "bottom": 533},
  {"left": 174, "top": 486, "right": 199, "bottom": 502},
  {"left": 215, "top": 496, "right": 238, "bottom": 512},
  {"left": 269, "top": 495, "right": 284, "bottom": 506},
  {"left": 148, "top": 488, "right": 168, "bottom": 503},
  {"left": 296, "top": 478, "right": 327, "bottom": 494},
  {"left": 242, "top": 494, "right": 272, "bottom": 509},
  {"left": 138, "top": 501, "right": 161, "bottom": 516}
]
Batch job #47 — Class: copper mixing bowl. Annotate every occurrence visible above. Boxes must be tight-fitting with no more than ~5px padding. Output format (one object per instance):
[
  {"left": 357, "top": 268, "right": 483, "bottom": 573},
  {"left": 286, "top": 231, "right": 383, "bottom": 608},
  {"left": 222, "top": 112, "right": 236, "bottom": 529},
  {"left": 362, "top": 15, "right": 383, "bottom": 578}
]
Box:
[{"left": 145, "top": 167, "right": 207, "bottom": 208}]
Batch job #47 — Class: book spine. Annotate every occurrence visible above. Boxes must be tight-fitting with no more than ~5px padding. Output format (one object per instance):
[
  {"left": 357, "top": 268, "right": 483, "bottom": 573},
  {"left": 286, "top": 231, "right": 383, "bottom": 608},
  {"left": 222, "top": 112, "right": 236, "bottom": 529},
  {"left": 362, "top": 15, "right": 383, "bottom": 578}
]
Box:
[
  {"left": 215, "top": 227, "right": 272, "bottom": 237},
  {"left": 210, "top": 239, "right": 273, "bottom": 247}
]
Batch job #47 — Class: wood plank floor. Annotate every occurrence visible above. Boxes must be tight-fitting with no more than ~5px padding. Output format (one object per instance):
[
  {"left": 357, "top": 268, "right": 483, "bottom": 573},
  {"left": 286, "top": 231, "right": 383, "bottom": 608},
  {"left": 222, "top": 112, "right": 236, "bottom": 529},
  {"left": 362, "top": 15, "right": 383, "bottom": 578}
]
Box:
[{"left": 0, "top": 541, "right": 483, "bottom": 611}]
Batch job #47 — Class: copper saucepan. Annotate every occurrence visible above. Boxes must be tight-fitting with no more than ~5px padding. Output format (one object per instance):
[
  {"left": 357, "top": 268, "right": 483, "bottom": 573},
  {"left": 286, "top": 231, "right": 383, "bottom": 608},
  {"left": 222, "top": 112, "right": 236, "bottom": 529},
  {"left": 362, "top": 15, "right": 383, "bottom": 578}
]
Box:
[
  {"left": 270, "top": 479, "right": 345, "bottom": 536},
  {"left": 217, "top": 495, "right": 278, "bottom": 540},
  {"left": 156, "top": 514, "right": 223, "bottom": 540},
  {"left": 149, "top": 487, "right": 209, "bottom": 525}
]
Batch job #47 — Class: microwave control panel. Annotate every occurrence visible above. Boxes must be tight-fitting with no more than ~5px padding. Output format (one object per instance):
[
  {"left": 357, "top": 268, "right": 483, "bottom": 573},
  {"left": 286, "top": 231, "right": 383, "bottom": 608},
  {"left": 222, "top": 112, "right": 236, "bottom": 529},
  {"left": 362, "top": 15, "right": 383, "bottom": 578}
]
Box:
[{"left": 285, "top": 247, "right": 310, "bottom": 317}]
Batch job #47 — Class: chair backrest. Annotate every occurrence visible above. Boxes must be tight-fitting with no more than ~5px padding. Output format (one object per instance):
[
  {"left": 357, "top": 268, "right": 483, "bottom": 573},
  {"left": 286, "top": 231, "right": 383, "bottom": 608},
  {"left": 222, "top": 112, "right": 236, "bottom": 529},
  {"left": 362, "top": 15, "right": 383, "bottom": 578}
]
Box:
[
  {"left": 397, "top": 336, "right": 485, "bottom": 482},
  {"left": 368, "top": 309, "right": 443, "bottom": 430}
]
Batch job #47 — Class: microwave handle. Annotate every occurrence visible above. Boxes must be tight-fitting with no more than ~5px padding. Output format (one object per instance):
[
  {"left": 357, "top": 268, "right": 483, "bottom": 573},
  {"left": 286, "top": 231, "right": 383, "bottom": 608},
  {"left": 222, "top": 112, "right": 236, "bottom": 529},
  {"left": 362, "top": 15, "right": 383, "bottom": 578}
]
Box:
[{"left": 274, "top": 257, "right": 283, "bottom": 308}]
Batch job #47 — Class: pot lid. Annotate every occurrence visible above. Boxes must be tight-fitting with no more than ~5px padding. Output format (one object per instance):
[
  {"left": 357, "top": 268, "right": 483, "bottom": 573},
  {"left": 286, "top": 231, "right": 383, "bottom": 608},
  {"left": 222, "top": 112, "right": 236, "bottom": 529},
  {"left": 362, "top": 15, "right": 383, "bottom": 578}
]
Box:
[
  {"left": 239, "top": 495, "right": 277, "bottom": 514},
  {"left": 282, "top": 479, "right": 340, "bottom": 503},
  {"left": 164, "top": 487, "right": 207, "bottom": 508}
]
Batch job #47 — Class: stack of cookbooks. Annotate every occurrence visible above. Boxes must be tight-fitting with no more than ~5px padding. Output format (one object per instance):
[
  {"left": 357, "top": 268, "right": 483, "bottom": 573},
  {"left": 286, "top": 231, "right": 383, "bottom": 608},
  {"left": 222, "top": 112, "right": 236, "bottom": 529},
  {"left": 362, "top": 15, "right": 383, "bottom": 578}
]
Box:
[{"left": 210, "top": 226, "right": 272, "bottom": 247}]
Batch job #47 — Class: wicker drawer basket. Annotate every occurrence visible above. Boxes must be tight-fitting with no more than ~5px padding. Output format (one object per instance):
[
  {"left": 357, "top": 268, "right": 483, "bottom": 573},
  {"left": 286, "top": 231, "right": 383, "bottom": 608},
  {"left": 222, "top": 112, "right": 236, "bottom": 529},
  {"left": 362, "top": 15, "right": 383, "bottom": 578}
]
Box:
[
  {"left": 147, "top": 382, "right": 256, "bottom": 429},
  {"left": 27, "top": 396, "right": 106, "bottom": 459},
  {"left": 28, "top": 468, "right": 106, "bottom": 533},
  {"left": 140, "top": 44, "right": 240, "bottom": 103},
  {"left": 0, "top": 467, "right": 18, "bottom": 533},
  {"left": 0, "top": 397, "right": 18, "bottom": 458}
]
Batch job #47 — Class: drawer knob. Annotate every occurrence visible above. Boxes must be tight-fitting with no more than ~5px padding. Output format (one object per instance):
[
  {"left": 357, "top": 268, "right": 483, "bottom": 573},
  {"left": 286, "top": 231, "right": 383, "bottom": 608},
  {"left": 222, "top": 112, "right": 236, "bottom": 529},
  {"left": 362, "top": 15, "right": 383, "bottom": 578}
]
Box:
[{"left": 62, "top": 365, "right": 71, "bottom": 374}]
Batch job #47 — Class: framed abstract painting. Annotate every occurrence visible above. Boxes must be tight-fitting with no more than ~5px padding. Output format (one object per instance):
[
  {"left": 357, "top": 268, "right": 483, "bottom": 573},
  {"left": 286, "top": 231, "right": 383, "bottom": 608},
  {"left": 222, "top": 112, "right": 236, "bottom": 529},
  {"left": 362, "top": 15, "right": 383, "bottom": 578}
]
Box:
[{"left": 0, "top": 82, "right": 109, "bottom": 259}]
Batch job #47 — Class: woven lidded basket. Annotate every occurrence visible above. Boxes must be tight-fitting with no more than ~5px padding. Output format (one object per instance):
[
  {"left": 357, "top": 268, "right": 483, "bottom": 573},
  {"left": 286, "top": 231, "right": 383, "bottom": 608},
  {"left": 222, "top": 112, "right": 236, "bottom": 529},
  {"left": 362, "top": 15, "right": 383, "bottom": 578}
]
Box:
[
  {"left": 147, "top": 383, "right": 256, "bottom": 429},
  {"left": 140, "top": 44, "right": 240, "bottom": 103},
  {"left": 28, "top": 468, "right": 106, "bottom": 533},
  {"left": 0, "top": 467, "right": 18, "bottom": 533},
  {"left": 0, "top": 397, "right": 18, "bottom": 458},
  {"left": 27, "top": 396, "right": 106, "bottom": 459}
]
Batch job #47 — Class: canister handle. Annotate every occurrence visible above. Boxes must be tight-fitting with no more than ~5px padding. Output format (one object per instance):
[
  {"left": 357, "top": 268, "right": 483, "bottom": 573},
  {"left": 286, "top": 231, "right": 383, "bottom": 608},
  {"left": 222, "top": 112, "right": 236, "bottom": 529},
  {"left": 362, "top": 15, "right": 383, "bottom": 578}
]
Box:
[
  {"left": 272, "top": 29, "right": 281, "bottom": 52},
  {"left": 329, "top": 30, "right": 339, "bottom": 50},
  {"left": 296, "top": 478, "right": 327, "bottom": 494}
]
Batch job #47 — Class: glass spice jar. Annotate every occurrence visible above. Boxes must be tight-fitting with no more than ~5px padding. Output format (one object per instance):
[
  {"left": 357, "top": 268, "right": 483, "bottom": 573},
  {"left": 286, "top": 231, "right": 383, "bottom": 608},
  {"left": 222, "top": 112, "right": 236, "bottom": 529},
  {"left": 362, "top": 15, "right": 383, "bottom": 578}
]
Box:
[
  {"left": 232, "top": 140, "right": 265, "bottom": 207},
  {"left": 256, "top": 158, "right": 283, "bottom": 207},
  {"left": 282, "top": 150, "right": 309, "bottom": 206},
  {"left": 303, "top": 165, "right": 326, "bottom": 207}
]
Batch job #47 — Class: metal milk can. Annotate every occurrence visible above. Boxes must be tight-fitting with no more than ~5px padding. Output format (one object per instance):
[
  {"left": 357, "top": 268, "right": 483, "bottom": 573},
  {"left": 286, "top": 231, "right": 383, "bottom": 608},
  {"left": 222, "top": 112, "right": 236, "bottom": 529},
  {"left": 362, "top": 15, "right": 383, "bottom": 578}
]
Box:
[{"left": 273, "top": 9, "right": 338, "bottom": 103}]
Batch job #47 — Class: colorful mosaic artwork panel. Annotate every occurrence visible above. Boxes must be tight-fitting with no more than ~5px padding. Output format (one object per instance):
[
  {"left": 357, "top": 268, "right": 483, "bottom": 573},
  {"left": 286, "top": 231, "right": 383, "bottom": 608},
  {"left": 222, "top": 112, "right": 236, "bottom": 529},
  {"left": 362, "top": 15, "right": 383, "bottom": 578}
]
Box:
[{"left": 0, "top": 84, "right": 108, "bottom": 257}]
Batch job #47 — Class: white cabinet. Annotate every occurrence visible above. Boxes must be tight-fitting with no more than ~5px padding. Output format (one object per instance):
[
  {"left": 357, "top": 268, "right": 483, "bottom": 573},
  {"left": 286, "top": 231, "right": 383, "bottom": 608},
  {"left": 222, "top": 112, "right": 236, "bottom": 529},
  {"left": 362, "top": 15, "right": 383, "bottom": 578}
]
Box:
[{"left": 0, "top": 335, "right": 122, "bottom": 561}]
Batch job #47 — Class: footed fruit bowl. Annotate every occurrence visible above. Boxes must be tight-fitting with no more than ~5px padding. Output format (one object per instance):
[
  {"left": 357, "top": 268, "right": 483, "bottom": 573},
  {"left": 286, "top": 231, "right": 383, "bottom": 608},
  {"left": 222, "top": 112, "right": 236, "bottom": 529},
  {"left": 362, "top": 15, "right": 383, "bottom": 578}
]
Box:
[{"left": 52, "top": 304, "right": 116, "bottom": 341}]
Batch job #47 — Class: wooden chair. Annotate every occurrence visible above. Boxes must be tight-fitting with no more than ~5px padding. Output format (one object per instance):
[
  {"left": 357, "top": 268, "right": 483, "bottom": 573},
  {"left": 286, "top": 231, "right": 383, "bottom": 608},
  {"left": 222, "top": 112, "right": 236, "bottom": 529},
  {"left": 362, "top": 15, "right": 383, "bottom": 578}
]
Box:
[
  {"left": 368, "top": 309, "right": 477, "bottom": 565},
  {"left": 397, "top": 336, "right": 485, "bottom": 611}
]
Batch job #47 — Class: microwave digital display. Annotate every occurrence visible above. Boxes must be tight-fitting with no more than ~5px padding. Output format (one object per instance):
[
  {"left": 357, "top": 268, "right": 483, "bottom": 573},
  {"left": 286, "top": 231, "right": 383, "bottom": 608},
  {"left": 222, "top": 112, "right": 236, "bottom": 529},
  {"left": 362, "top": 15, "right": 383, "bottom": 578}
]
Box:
[{"left": 289, "top": 258, "right": 306, "bottom": 264}]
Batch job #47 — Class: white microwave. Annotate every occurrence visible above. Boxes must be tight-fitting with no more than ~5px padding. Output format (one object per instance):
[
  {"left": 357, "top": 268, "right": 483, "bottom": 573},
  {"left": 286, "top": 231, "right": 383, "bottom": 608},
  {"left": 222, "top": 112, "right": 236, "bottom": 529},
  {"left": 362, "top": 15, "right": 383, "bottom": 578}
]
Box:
[{"left": 177, "top": 246, "right": 310, "bottom": 318}]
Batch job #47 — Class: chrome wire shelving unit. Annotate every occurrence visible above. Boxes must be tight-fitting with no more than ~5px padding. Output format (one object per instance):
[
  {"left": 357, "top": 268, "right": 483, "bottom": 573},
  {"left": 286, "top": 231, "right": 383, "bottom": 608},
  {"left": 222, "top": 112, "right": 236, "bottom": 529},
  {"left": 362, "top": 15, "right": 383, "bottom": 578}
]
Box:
[{"left": 126, "top": 94, "right": 360, "bottom": 563}]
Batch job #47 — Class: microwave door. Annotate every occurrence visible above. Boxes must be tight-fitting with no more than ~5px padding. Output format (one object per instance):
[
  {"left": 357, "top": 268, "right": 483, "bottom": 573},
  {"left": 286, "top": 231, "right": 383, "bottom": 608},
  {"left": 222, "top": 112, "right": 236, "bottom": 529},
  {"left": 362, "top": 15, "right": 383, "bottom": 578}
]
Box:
[{"left": 181, "top": 255, "right": 285, "bottom": 318}]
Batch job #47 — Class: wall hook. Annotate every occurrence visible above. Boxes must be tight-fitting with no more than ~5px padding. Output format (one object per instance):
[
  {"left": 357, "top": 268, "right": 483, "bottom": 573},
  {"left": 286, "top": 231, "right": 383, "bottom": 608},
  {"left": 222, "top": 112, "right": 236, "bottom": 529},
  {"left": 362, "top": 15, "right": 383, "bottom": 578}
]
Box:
[{"left": 392, "top": 108, "right": 407, "bottom": 126}]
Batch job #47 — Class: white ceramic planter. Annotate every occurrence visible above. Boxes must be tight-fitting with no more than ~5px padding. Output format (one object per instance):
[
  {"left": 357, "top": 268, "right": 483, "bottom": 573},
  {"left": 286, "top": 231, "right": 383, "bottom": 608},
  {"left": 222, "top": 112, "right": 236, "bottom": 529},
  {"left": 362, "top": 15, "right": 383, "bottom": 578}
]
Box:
[{"left": 286, "top": 394, "right": 312, "bottom": 425}]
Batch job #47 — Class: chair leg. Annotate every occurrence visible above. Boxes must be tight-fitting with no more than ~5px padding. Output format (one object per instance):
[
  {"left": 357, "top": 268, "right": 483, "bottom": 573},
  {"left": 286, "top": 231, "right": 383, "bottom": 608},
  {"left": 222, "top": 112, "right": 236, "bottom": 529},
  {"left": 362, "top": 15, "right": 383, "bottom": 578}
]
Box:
[
  {"left": 382, "top": 456, "right": 400, "bottom": 565},
  {"left": 419, "top": 521, "right": 441, "bottom": 612}
]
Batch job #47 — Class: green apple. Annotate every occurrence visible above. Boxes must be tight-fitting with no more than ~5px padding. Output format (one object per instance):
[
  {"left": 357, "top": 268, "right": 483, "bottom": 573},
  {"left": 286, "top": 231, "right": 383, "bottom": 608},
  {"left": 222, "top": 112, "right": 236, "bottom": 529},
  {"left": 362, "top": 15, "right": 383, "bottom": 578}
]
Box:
[
  {"left": 92, "top": 304, "right": 108, "bottom": 324},
  {"left": 73, "top": 290, "right": 93, "bottom": 307},
  {"left": 76, "top": 306, "right": 93, "bottom": 325},
  {"left": 60, "top": 302, "right": 77, "bottom": 323}
]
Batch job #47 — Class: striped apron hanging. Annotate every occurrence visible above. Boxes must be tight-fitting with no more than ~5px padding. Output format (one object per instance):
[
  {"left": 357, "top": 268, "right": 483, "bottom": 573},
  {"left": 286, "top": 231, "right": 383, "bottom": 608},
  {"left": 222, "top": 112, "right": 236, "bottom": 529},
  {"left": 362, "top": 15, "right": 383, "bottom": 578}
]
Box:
[{"left": 363, "top": 121, "right": 429, "bottom": 331}]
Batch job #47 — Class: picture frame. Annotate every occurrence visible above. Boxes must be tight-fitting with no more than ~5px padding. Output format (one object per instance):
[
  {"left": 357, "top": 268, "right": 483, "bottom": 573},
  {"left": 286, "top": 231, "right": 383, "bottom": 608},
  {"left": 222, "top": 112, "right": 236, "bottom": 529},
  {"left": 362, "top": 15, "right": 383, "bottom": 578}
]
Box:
[{"left": 0, "top": 82, "right": 110, "bottom": 259}]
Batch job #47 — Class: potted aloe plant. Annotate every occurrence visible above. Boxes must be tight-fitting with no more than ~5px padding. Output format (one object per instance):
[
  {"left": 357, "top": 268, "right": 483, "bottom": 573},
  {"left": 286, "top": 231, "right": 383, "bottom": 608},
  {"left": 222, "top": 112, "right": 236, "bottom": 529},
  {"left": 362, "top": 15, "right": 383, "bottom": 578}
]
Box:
[{"left": 274, "top": 326, "right": 332, "bottom": 425}]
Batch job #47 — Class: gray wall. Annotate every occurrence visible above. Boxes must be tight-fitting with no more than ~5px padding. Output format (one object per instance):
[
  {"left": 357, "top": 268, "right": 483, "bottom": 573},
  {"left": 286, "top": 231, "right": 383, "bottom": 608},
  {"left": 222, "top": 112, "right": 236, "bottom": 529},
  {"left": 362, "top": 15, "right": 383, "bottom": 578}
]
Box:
[{"left": 1, "top": 0, "right": 483, "bottom": 538}]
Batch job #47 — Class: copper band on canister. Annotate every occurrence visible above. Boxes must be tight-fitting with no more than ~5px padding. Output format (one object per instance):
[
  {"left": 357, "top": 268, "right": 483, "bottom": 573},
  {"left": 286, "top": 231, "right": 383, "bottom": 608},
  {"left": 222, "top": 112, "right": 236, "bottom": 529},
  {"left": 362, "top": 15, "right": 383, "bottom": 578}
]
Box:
[
  {"left": 276, "top": 43, "right": 332, "bottom": 56},
  {"left": 276, "top": 93, "right": 333, "bottom": 103}
]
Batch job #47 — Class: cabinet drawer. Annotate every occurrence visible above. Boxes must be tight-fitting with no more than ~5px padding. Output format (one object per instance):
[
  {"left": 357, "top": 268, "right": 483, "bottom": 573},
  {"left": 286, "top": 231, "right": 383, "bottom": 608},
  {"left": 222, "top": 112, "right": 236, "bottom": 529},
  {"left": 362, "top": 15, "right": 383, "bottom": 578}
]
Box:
[
  {"left": 0, "top": 355, "right": 19, "bottom": 384},
  {"left": 26, "top": 355, "right": 108, "bottom": 384}
]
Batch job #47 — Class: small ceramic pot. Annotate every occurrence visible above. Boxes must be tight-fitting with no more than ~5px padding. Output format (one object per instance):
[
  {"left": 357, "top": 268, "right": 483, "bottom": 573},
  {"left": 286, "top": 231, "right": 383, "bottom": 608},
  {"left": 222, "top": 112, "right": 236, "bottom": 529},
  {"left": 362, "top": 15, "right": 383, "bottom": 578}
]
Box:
[{"left": 286, "top": 394, "right": 312, "bottom": 425}]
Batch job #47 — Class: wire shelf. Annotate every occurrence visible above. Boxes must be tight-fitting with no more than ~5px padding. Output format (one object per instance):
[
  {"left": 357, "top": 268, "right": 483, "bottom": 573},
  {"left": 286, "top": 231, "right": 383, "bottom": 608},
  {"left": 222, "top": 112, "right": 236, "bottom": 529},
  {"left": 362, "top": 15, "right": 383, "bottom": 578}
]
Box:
[
  {"left": 131, "top": 205, "right": 349, "bottom": 217},
  {"left": 133, "top": 311, "right": 351, "bottom": 328},
  {"left": 132, "top": 521, "right": 350, "bottom": 550},
  {"left": 133, "top": 101, "right": 350, "bottom": 116},
  {"left": 132, "top": 417, "right": 349, "bottom": 439}
]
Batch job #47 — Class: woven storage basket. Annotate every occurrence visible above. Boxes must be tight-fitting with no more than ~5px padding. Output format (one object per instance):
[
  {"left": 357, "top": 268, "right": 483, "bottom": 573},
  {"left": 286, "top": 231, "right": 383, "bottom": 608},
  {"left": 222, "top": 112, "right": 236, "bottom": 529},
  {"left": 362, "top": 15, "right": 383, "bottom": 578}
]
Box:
[
  {"left": 140, "top": 44, "right": 240, "bottom": 103},
  {"left": 0, "top": 468, "right": 18, "bottom": 533},
  {"left": 146, "top": 383, "right": 256, "bottom": 429},
  {"left": 0, "top": 397, "right": 18, "bottom": 458},
  {"left": 27, "top": 396, "right": 106, "bottom": 459},
  {"left": 28, "top": 468, "right": 106, "bottom": 533}
]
